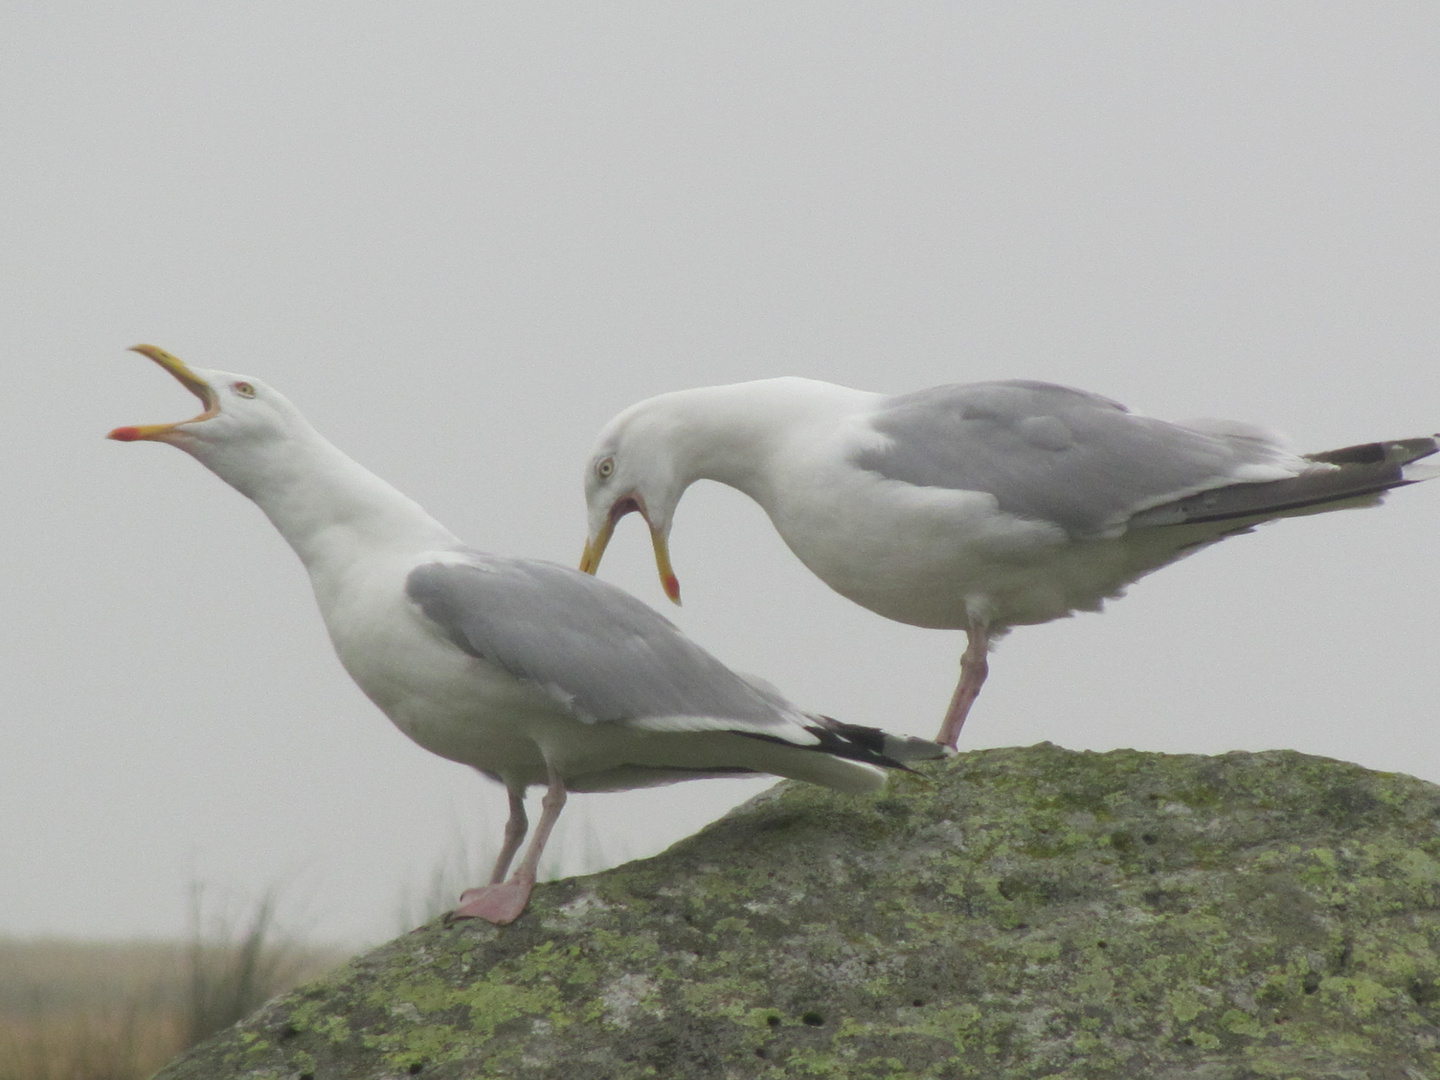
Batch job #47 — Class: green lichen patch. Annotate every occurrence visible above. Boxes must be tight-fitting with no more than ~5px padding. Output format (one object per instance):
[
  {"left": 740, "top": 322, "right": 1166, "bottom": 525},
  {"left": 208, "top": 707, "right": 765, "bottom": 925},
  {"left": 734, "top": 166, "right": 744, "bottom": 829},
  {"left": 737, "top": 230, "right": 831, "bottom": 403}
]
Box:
[{"left": 155, "top": 745, "right": 1440, "bottom": 1079}]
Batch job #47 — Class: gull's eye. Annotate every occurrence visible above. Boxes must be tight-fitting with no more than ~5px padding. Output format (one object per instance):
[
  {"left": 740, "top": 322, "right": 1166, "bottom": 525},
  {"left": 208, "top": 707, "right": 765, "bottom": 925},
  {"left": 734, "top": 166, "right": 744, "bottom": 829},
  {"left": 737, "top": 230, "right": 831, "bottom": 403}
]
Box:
[
  {"left": 232, "top": 381, "right": 257, "bottom": 399},
  {"left": 595, "top": 455, "right": 616, "bottom": 480}
]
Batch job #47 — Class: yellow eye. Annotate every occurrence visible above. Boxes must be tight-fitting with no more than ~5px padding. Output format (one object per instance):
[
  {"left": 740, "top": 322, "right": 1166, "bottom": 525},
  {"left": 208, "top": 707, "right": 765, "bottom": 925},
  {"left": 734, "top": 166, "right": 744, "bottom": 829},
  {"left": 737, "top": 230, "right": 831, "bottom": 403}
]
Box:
[
  {"left": 595, "top": 456, "right": 616, "bottom": 480},
  {"left": 232, "top": 381, "right": 257, "bottom": 399}
]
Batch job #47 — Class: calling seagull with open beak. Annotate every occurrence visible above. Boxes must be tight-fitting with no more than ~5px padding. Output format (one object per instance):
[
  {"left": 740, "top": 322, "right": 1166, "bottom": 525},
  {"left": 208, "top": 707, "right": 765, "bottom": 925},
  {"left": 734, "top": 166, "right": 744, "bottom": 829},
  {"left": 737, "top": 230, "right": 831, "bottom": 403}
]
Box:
[
  {"left": 580, "top": 376, "right": 1440, "bottom": 749},
  {"left": 109, "top": 346, "right": 946, "bottom": 925},
  {"left": 108, "top": 344, "right": 223, "bottom": 442},
  {"left": 580, "top": 489, "right": 683, "bottom": 604}
]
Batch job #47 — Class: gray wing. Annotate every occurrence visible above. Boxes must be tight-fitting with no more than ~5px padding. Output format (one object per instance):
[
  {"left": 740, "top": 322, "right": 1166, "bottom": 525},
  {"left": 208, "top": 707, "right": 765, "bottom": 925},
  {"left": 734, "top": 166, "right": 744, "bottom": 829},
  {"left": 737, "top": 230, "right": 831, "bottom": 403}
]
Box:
[
  {"left": 405, "top": 552, "right": 791, "bottom": 730},
  {"left": 1127, "top": 435, "right": 1440, "bottom": 528},
  {"left": 853, "top": 380, "right": 1297, "bottom": 536}
]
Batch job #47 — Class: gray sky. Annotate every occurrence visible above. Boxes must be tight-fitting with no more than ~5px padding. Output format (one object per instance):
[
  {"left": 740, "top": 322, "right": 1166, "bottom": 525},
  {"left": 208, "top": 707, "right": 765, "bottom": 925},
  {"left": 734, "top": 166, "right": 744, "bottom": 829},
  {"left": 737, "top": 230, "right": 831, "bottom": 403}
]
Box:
[{"left": 4, "top": 3, "right": 1437, "bottom": 945}]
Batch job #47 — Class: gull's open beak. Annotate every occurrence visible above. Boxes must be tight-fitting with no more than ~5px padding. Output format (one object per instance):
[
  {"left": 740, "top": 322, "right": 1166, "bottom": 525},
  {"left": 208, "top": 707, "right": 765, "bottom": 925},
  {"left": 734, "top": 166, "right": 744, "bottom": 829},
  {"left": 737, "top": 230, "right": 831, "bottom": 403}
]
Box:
[
  {"left": 581, "top": 498, "right": 682, "bottom": 604},
  {"left": 108, "top": 345, "right": 219, "bottom": 443}
]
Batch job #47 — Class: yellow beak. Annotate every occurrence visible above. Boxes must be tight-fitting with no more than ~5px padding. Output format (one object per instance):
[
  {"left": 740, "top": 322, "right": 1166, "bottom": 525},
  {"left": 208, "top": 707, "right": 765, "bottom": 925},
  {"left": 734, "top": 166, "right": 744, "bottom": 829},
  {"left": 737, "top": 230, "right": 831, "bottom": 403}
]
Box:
[
  {"left": 578, "top": 521, "right": 613, "bottom": 577},
  {"left": 107, "top": 345, "right": 218, "bottom": 442},
  {"left": 580, "top": 514, "right": 682, "bottom": 605},
  {"left": 649, "top": 526, "right": 681, "bottom": 604}
]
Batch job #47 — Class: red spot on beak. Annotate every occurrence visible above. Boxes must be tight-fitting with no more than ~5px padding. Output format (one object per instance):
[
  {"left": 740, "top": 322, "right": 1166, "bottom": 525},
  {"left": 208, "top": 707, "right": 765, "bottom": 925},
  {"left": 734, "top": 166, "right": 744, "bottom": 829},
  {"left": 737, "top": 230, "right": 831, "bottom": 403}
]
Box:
[{"left": 108, "top": 426, "right": 141, "bottom": 442}]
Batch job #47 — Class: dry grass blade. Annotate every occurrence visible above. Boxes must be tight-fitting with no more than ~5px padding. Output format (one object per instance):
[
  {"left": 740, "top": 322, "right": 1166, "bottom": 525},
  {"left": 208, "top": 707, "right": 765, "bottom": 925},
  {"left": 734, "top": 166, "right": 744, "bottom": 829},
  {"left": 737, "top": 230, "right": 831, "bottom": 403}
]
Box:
[{"left": 0, "top": 887, "right": 345, "bottom": 1080}]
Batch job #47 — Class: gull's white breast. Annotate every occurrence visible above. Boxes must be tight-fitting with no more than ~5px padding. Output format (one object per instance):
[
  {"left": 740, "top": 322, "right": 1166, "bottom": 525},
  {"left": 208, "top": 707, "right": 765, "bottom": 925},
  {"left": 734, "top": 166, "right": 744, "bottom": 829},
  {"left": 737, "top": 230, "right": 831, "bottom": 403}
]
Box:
[{"left": 310, "top": 551, "right": 558, "bottom": 785}]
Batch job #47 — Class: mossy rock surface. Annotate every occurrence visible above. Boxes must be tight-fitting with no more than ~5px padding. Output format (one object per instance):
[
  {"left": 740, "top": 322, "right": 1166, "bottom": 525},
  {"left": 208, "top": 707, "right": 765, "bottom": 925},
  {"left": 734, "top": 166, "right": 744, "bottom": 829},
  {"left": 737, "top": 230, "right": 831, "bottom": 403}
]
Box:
[{"left": 155, "top": 744, "right": 1440, "bottom": 1079}]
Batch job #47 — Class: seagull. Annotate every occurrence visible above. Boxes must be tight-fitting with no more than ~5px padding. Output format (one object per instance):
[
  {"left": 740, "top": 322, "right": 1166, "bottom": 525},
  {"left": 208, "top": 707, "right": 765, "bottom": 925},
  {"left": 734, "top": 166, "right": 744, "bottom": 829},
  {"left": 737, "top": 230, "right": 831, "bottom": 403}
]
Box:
[
  {"left": 108, "top": 347, "right": 946, "bottom": 925},
  {"left": 579, "top": 377, "right": 1439, "bottom": 748}
]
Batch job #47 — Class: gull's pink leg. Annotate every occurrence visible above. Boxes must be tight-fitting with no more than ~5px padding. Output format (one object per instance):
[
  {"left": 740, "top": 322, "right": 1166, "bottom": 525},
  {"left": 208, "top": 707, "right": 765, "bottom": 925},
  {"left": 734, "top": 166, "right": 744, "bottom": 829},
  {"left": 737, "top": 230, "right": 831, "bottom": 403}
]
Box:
[
  {"left": 936, "top": 623, "right": 990, "bottom": 749},
  {"left": 488, "top": 786, "right": 529, "bottom": 885},
  {"left": 450, "top": 765, "right": 567, "bottom": 925}
]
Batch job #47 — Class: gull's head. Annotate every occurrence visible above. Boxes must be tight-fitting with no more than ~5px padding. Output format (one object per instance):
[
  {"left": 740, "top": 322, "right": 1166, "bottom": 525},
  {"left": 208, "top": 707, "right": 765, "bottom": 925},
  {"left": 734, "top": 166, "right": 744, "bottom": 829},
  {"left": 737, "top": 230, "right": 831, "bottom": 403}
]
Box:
[
  {"left": 107, "top": 345, "right": 310, "bottom": 486},
  {"left": 579, "top": 405, "right": 685, "bottom": 604}
]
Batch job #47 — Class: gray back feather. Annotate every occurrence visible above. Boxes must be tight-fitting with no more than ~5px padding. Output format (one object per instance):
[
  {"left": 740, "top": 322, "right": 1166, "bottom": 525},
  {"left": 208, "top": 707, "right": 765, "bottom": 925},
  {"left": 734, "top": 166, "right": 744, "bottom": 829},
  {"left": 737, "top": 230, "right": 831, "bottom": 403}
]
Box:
[
  {"left": 405, "top": 553, "right": 789, "bottom": 728},
  {"left": 854, "top": 381, "right": 1292, "bottom": 536}
]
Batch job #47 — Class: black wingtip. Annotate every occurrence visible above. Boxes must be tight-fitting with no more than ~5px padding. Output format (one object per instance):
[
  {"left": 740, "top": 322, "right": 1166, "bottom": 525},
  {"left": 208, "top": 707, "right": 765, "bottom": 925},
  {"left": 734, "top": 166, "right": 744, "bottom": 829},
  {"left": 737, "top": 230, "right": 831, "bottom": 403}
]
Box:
[
  {"left": 732, "top": 716, "right": 950, "bottom": 773},
  {"left": 1133, "top": 432, "right": 1440, "bottom": 530},
  {"left": 1306, "top": 435, "right": 1440, "bottom": 469},
  {"left": 805, "top": 716, "right": 952, "bottom": 770}
]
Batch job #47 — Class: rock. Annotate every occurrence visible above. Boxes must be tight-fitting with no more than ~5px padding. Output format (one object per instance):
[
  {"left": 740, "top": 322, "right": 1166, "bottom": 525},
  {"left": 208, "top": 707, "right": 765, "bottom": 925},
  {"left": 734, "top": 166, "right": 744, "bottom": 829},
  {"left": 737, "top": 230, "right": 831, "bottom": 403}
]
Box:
[{"left": 155, "top": 744, "right": 1440, "bottom": 1079}]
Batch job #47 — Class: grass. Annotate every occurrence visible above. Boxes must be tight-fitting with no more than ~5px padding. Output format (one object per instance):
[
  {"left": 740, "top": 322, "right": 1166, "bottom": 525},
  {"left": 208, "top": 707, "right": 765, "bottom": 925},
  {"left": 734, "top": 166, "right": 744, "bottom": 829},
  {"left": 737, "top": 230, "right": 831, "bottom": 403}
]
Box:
[
  {"left": 0, "top": 890, "right": 344, "bottom": 1080},
  {"left": 5, "top": 812, "right": 617, "bottom": 1079},
  {"left": 0, "top": 938, "right": 183, "bottom": 1080}
]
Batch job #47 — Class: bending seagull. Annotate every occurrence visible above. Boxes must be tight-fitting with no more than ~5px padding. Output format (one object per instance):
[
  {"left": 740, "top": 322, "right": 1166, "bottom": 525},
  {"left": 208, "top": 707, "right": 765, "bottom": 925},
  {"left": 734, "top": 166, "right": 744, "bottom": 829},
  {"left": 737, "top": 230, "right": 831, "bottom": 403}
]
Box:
[
  {"left": 109, "top": 347, "right": 946, "bottom": 925},
  {"left": 579, "top": 377, "right": 1439, "bottom": 748}
]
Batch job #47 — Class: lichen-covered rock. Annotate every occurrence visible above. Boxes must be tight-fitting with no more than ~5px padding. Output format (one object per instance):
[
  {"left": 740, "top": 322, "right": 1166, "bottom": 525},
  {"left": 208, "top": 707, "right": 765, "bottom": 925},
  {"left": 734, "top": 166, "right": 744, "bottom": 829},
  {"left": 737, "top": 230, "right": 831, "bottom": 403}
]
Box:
[{"left": 155, "top": 744, "right": 1440, "bottom": 1079}]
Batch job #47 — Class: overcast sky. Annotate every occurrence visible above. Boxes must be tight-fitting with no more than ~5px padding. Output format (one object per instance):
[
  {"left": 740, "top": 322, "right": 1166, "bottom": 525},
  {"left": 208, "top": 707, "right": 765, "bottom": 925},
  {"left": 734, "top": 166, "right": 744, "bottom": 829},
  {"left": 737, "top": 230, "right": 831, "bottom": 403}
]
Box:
[{"left": 4, "top": 3, "right": 1438, "bottom": 946}]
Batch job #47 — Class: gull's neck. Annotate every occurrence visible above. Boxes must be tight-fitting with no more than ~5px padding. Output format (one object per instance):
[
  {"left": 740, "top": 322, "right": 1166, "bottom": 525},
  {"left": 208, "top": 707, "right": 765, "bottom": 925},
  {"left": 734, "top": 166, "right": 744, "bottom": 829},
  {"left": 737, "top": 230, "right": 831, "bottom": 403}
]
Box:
[
  {"left": 200, "top": 424, "right": 459, "bottom": 579},
  {"left": 644, "top": 378, "right": 876, "bottom": 502}
]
